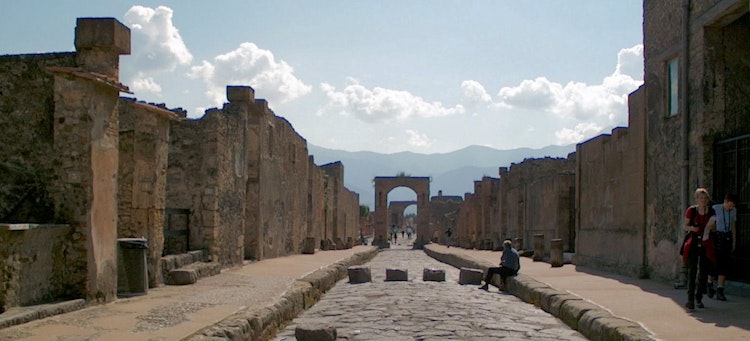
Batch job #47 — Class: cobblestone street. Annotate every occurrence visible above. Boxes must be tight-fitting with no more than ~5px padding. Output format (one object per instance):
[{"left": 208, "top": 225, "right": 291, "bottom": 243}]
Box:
[{"left": 274, "top": 245, "right": 587, "bottom": 340}]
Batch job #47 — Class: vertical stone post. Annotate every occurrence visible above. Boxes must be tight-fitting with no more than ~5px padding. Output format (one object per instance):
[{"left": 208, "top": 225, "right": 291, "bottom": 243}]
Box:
[
  {"left": 514, "top": 237, "right": 523, "bottom": 252},
  {"left": 550, "top": 238, "right": 564, "bottom": 267},
  {"left": 51, "top": 18, "right": 130, "bottom": 302},
  {"left": 533, "top": 234, "right": 545, "bottom": 261}
]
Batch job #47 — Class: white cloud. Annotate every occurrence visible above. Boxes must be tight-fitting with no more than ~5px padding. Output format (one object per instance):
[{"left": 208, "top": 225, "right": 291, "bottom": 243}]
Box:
[
  {"left": 555, "top": 122, "right": 603, "bottom": 145},
  {"left": 460, "top": 80, "right": 491, "bottom": 104},
  {"left": 405, "top": 129, "right": 434, "bottom": 149},
  {"left": 124, "top": 6, "right": 192, "bottom": 73},
  {"left": 129, "top": 77, "right": 163, "bottom": 94},
  {"left": 189, "top": 42, "right": 311, "bottom": 107},
  {"left": 490, "top": 44, "right": 644, "bottom": 145},
  {"left": 319, "top": 80, "right": 465, "bottom": 124}
]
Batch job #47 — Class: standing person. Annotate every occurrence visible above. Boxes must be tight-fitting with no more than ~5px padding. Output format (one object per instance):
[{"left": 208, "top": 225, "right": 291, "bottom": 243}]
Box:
[
  {"left": 707, "top": 193, "right": 738, "bottom": 301},
  {"left": 682, "top": 188, "right": 716, "bottom": 310},
  {"left": 445, "top": 227, "right": 453, "bottom": 248},
  {"left": 407, "top": 226, "right": 413, "bottom": 240},
  {"left": 479, "top": 239, "right": 520, "bottom": 291}
]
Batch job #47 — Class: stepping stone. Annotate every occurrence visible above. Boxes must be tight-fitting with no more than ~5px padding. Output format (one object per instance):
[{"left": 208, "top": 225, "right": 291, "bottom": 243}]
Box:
[
  {"left": 385, "top": 268, "right": 408, "bottom": 281},
  {"left": 458, "top": 267, "right": 483, "bottom": 285},
  {"left": 423, "top": 268, "right": 446, "bottom": 282},
  {"left": 295, "top": 323, "right": 337, "bottom": 341},
  {"left": 347, "top": 266, "right": 372, "bottom": 284}
]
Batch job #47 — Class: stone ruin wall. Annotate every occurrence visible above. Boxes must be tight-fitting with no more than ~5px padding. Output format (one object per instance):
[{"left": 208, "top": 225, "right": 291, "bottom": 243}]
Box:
[
  {"left": 496, "top": 156, "right": 575, "bottom": 253},
  {"left": 429, "top": 192, "right": 462, "bottom": 246},
  {"left": 643, "top": 0, "right": 750, "bottom": 281},
  {"left": 0, "top": 18, "right": 361, "bottom": 311},
  {"left": 457, "top": 193, "right": 477, "bottom": 248},
  {"left": 574, "top": 88, "right": 647, "bottom": 278},
  {"left": 118, "top": 98, "right": 178, "bottom": 286}
]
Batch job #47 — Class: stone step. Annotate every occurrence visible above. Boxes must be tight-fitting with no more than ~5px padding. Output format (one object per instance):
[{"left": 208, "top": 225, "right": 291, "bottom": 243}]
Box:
[{"left": 165, "top": 261, "right": 222, "bottom": 285}]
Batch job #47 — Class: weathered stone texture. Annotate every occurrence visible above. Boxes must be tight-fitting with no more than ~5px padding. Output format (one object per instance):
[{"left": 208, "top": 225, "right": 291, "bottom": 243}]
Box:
[
  {"left": 644, "top": 0, "right": 750, "bottom": 281},
  {"left": 574, "top": 89, "right": 647, "bottom": 278},
  {"left": 498, "top": 156, "right": 576, "bottom": 253}
]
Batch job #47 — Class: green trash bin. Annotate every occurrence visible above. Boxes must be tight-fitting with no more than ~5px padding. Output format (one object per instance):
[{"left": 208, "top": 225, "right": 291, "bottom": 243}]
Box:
[{"left": 117, "top": 238, "right": 149, "bottom": 297}]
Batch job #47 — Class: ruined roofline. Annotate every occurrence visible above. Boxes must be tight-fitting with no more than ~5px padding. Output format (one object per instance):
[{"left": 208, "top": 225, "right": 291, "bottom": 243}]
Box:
[
  {"left": 47, "top": 66, "right": 131, "bottom": 93},
  {"left": 120, "top": 97, "right": 183, "bottom": 121},
  {"left": 0, "top": 52, "right": 76, "bottom": 59}
]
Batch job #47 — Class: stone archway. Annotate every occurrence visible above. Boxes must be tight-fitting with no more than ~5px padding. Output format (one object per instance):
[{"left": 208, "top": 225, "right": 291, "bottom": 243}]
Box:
[{"left": 373, "top": 176, "right": 431, "bottom": 249}]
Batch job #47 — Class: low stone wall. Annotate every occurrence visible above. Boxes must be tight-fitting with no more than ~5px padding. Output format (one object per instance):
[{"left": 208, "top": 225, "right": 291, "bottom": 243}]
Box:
[
  {"left": 423, "top": 245, "right": 653, "bottom": 341},
  {"left": 184, "top": 246, "right": 379, "bottom": 341},
  {"left": 0, "top": 224, "right": 82, "bottom": 312}
]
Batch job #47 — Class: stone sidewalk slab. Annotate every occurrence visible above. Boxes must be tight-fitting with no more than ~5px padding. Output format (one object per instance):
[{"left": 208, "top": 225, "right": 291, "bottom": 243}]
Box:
[{"left": 0, "top": 246, "right": 379, "bottom": 341}]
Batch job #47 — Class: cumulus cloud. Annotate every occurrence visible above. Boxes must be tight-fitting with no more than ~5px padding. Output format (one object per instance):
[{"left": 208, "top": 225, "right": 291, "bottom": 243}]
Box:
[
  {"left": 129, "top": 77, "right": 163, "bottom": 94},
  {"left": 124, "top": 6, "right": 192, "bottom": 73},
  {"left": 319, "top": 80, "right": 465, "bottom": 124},
  {"left": 460, "top": 80, "right": 492, "bottom": 104},
  {"left": 405, "top": 129, "right": 434, "bottom": 149},
  {"left": 189, "top": 42, "right": 311, "bottom": 107},
  {"left": 122, "top": 5, "right": 193, "bottom": 96},
  {"left": 555, "top": 122, "right": 603, "bottom": 145},
  {"left": 491, "top": 44, "right": 644, "bottom": 145}
]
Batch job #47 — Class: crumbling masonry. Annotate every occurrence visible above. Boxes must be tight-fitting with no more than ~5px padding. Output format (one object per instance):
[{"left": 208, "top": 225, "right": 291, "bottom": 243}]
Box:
[{"left": 0, "top": 18, "right": 359, "bottom": 312}]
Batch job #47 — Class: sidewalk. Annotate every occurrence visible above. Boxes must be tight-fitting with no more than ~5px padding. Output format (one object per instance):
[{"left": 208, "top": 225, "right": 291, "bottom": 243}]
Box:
[
  {"left": 427, "top": 244, "right": 750, "bottom": 341},
  {"left": 0, "top": 246, "right": 378, "bottom": 341}
]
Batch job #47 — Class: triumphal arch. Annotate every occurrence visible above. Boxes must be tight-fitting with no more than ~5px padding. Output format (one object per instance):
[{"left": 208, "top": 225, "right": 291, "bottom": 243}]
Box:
[{"left": 373, "top": 176, "right": 431, "bottom": 248}]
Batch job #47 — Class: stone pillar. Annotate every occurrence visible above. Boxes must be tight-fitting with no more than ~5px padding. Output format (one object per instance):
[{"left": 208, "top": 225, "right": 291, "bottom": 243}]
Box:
[
  {"left": 51, "top": 18, "right": 131, "bottom": 302},
  {"left": 550, "top": 238, "right": 564, "bottom": 267},
  {"left": 533, "top": 234, "right": 545, "bottom": 261},
  {"left": 302, "top": 237, "right": 316, "bottom": 254},
  {"left": 514, "top": 237, "right": 523, "bottom": 251}
]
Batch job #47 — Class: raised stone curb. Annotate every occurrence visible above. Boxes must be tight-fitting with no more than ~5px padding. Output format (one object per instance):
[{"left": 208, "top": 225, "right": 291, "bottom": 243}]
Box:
[
  {"left": 184, "top": 246, "right": 379, "bottom": 341},
  {"left": 0, "top": 299, "right": 86, "bottom": 329},
  {"left": 423, "top": 245, "right": 654, "bottom": 341}
]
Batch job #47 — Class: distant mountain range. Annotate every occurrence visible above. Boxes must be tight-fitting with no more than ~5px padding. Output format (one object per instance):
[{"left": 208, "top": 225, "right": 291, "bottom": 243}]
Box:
[{"left": 308, "top": 144, "right": 576, "bottom": 209}]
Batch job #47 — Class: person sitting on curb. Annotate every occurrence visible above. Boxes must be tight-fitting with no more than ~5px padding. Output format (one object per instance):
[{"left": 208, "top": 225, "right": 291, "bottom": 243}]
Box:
[{"left": 479, "top": 239, "right": 520, "bottom": 291}]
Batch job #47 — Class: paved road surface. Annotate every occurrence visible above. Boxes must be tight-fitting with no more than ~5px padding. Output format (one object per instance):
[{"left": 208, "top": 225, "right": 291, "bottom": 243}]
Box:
[{"left": 274, "top": 244, "right": 586, "bottom": 340}]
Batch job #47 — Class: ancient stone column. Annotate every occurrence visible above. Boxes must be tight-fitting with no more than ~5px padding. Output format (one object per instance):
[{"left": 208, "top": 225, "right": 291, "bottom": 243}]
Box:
[
  {"left": 533, "top": 234, "right": 545, "bottom": 261},
  {"left": 550, "top": 238, "right": 564, "bottom": 267}
]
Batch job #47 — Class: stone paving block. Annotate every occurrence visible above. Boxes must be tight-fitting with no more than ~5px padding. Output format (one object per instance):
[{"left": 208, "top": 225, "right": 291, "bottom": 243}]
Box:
[
  {"left": 169, "top": 268, "right": 198, "bottom": 285},
  {"left": 347, "top": 266, "right": 371, "bottom": 284},
  {"left": 295, "top": 324, "right": 337, "bottom": 341},
  {"left": 385, "top": 268, "right": 408, "bottom": 281},
  {"left": 458, "top": 267, "right": 483, "bottom": 285},
  {"left": 423, "top": 268, "right": 446, "bottom": 282}
]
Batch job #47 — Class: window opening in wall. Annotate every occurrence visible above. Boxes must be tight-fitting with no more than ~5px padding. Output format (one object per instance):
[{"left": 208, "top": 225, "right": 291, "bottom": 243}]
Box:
[{"left": 668, "top": 58, "right": 679, "bottom": 116}]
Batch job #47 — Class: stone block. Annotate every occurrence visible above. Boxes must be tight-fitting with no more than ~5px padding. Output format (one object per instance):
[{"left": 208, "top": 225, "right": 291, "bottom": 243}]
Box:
[
  {"left": 227, "top": 86, "right": 255, "bottom": 102},
  {"left": 385, "top": 268, "right": 408, "bottom": 281},
  {"left": 75, "top": 18, "right": 131, "bottom": 54},
  {"left": 550, "top": 238, "right": 564, "bottom": 267},
  {"left": 302, "top": 237, "right": 316, "bottom": 254},
  {"left": 458, "top": 267, "right": 483, "bottom": 285},
  {"left": 423, "top": 268, "right": 446, "bottom": 282},
  {"left": 347, "top": 266, "right": 371, "bottom": 284},
  {"left": 169, "top": 268, "right": 198, "bottom": 285},
  {"left": 295, "top": 324, "right": 337, "bottom": 341}
]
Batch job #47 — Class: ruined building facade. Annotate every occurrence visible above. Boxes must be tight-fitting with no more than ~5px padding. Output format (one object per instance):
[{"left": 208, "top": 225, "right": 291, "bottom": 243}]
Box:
[
  {"left": 456, "top": 1, "right": 749, "bottom": 284},
  {"left": 0, "top": 18, "right": 359, "bottom": 312}
]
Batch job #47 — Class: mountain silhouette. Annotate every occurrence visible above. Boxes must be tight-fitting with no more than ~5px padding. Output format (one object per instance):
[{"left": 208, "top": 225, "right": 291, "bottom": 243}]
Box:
[{"left": 308, "top": 144, "right": 576, "bottom": 209}]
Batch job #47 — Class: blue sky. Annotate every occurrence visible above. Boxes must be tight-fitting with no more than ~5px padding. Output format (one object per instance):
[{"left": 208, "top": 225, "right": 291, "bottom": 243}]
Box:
[{"left": 1, "top": 1, "right": 644, "bottom": 154}]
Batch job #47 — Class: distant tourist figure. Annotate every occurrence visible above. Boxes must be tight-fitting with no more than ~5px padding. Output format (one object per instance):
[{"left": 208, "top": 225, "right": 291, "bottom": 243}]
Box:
[
  {"left": 682, "top": 188, "right": 716, "bottom": 310},
  {"left": 445, "top": 227, "right": 453, "bottom": 248},
  {"left": 407, "top": 226, "right": 413, "bottom": 240},
  {"left": 706, "top": 193, "right": 737, "bottom": 301},
  {"left": 479, "top": 239, "right": 519, "bottom": 291},
  {"left": 402, "top": 229, "right": 405, "bottom": 239}
]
